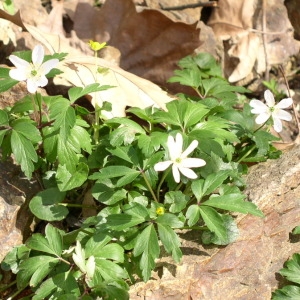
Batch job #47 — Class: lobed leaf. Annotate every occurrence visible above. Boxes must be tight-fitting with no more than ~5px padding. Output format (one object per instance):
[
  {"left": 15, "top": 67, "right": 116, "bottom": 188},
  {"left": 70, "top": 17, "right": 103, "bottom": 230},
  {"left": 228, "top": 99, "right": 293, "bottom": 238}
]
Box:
[{"left": 133, "top": 224, "right": 160, "bottom": 281}]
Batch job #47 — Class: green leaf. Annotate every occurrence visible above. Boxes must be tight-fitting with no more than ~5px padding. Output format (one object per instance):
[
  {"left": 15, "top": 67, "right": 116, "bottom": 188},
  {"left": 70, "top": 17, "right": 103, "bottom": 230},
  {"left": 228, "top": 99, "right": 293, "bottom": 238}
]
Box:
[
  {"left": 279, "top": 253, "right": 300, "bottom": 284},
  {"left": 164, "top": 191, "right": 189, "bottom": 213},
  {"left": 253, "top": 130, "right": 278, "bottom": 156},
  {"left": 203, "top": 193, "right": 264, "bottom": 217},
  {"left": 49, "top": 97, "right": 76, "bottom": 139},
  {"left": 133, "top": 224, "right": 160, "bottom": 281},
  {"left": 45, "top": 224, "right": 63, "bottom": 256},
  {"left": 57, "top": 135, "right": 80, "bottom": 172},
  {"left": 138, "top": 132, "right": 165, "bottom": 157},
  {"left": 201, "top": 214, "right": 239, "bottom": 245},
  {"left": 92, "top": 179, "right": 127, "bottom": 205},
  {"left": 0, "top": 109, "right": 9, "bottom": 126},
  {"left": 199, "top": 206, "right": 227, "bottom": 243},
  {"left": 26, "top": 224, "right": 63, "bottom": 256},
  {"left": 10, "top": 95, "right": 33, "bottom": 114},
  {"left": 272, "top": 285, "right": 300, "bottom": 300},
  {"left": 192, "top": 171, "right": 230, "bottom": 200},
  {"left": 89, "top": 166, "right": 140, "bottom": 187},
  {"left": 191, "top": 116, "right": 239, "bottom": 143},
  {"left": 157, "top": 223, "right": 182, "bottom": 263},
  {"left": 12, "top": 119, "right": 42, "bottom": 143},
  {"left": 72, "top": 124, "right": 92, "bottom": 154},
  {"left": 123, "top": 202, "right": 150, "bottom": 220},
  {"left": 107, "top": 118, "right": 145, "bottom": 146},
  {"left": 0, "top": 67, "right": 18, "bottom": 92},
  {"left": 94, "top": 259, "right": 128, "bottom": 281},
  {"left": 56, "top": 162, "right": 89, "bottom": 191},
  {"left": 107, "top": 146, "right": 136, "bottom": 164},
  {"left": 186, "top": 204, "right": 201, "bottom": 227},
  {"left": 154, "top": 100, "right": 208, "bottom": 128},
  {"left": 193, "top": 52, "right": 222, "bottom": 76},
  {"left": 32, "top": 271, "right": 80, "bottom": 300},
  {"left": 85, "top": 233, "right": 112, "bottom": 258},
  {"left": 168, "top": 66, "right": 202, "bottom": 88},
  {"left": 106, "top": 214, "right": 146, "bottom": 231},
  {"left": 0, "top": 129, "right": 8, "bottom": 147},
  {"left": 156, "top": 213, "right": 184, "bottom": 228},
  {"left": 29, "top": 187, "right": 68, "bottom": 221},
  {"left": 293, "top": 226, "right": 300, "bottom": 235},
  {"left": 17, "top": 256, "right": 59, "bottom": 289},
  {"left": 11, "top": 129, "right": 38, "bottom": 178},
  {"left": 68, "top": 83, "right": 112, "bottom": 103},
  {"left": 93, "top": 243, "right": 124, "bottom": 263},
  {"left": 1, "top": 244, "right": 30, "bottom": 273}
]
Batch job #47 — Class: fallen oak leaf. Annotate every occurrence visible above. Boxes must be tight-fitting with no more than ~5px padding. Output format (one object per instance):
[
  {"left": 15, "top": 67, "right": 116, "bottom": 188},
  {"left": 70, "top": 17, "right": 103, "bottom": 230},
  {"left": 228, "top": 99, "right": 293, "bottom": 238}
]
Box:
[
  {"left": 0, "top": 8, "right": 174, "bottom": 117},
  {"left": 73, "top": 0, "right": 202, "bottom": 92},
  {"left": 58, "top": 56, "right": 174, "bottom": 117}
]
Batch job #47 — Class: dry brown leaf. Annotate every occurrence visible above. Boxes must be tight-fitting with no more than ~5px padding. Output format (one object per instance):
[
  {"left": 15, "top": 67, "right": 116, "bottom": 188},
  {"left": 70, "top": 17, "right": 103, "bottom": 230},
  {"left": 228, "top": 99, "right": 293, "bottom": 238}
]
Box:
[
  {"left": 5, "top": 22, "right": 173, "bottom": 117},
  {"left": 58, "top": 56, "right": 173, "bottom": 117},
  {"left": 73, "top": 0, "right": 201, "bottom": 91},
  {"left": 37, "top": 0, "right": 65, "bottom": 38},
  {"left": 208, "top": 0, "right": 299, "bottom": 83}
]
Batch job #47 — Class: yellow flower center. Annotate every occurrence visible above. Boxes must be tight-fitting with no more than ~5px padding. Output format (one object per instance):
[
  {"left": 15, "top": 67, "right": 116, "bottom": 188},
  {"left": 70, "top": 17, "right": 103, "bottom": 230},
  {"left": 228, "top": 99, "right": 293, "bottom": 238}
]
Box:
[
  {"left": 156, "top": 207, "right": 165, "bottom": 215},
  {"left": 31, "top": 69, "right": 38, "bottom": 76},
  {"left": 175, "top": 157, "right": 182, "bottom": 164}
]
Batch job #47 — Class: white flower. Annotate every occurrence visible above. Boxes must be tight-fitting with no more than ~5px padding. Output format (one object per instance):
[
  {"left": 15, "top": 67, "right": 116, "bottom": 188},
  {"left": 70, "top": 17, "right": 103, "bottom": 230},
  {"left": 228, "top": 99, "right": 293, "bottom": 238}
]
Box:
[
  {"left": 249, "top": 89, "right": 293, "bottom": 132},
  {"left": 9, "top": 44, "right": 59, "bottom": 93},
  {"left": 154, "top": 133, "right": 206, "bottom": 183}
]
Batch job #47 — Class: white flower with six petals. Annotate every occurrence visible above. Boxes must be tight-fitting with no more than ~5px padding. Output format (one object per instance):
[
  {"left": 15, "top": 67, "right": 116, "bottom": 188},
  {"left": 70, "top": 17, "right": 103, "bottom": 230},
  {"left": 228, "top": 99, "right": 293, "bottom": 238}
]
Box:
[
  {"left": 154, "top": 133, "right": 206, "bottom": 183},
  {"left": 249, "top": 89, "right": 293, "bottom": 132},
  {"left": 9, "top": 44, "right": 59, "bottom": 93}
]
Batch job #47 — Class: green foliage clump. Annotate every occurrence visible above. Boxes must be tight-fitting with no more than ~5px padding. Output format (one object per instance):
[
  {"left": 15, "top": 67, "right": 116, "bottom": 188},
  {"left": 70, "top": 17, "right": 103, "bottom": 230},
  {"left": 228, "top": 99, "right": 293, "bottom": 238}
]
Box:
[{"left": 0, "top": 50, "right": 284, "bottom": 299}]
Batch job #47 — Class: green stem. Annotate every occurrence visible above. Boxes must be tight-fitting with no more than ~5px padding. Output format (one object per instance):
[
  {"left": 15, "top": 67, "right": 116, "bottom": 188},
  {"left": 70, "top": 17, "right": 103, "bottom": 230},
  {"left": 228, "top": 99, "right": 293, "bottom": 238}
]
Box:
[
  {"left": 237, "top": 144, "right": 256, "bottom": 163},
  {"left": 178, "top": 226, "right": 207, "bottom": 230},
  {"left": 35, "top": 92, "right": 42, "bottom": 127},
  {"left": 58, "top": 256, "right": 71, "bottom": 265},
  {"left": 93, "top": 104, "right": 101, "bottom": 144},
  {"left": 0, "top": 279, "right": 16, "bottom": 293},
  {"left": 141, "top": 170, "right": 159, "bottom": 202},
  {"left": 6, "top": 286, "right": 27, "bottom": 300},
  {"left": 253, "top": 121, "right": 268, "bottom": 133},
  {"left": 30, "top": 93, "right": 39, "bottom": 124},
  {"left": 156, "top": 169, "right": 170, "bottom": 202}
]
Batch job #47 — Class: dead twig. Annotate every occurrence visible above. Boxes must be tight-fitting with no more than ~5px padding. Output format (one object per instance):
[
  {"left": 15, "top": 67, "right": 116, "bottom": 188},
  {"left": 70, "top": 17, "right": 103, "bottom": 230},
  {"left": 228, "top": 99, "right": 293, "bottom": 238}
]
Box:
[
  {"left": 262, "top": 0, "right": 269, "bottom": 81},
  {"left": 160, "top": 1, "right": 218, "bottom": 11}
]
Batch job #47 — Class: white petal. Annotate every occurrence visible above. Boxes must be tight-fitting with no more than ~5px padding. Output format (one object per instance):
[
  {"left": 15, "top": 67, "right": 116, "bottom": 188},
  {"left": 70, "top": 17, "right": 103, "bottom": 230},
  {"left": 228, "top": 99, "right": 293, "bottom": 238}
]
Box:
[
  {"left": 181, "top": 158, "right": 206, "bottom": 168},
  {"left": 273, "top": 117, "right": 283, "bottom": 132},
  {"left": 168, "top": 134, "right": 181, "bottom": 160},
  {"left": 32, "top": 44, "right": 44, "bottom": 67},
  {"left": 178, "top": 167, "right": 198, "bottom": 179},
  {"left": 276, "top": 98, "right": 293, "bottom": 109},
  {"left": 26, "top": 79, "right": 39, "bottom": 93},
  {"left": 9, "top": 55, "right": 30, "bottom": 68},
  {"left": 181, "top": 140, "right": 198, "bottom": 158},
  {"left": 41, "top": 59, "right": 59, "bottom": 75},
  {"left": 36, "top": 75, "right": 48, "bottom": 87},
  {"left": 264, "top": 89, "right": 275, "bottom": 107},
  {"left": 255, "top": 112, "right": 270, "bottom": 124},
  {"left": 154, "top": 161, "right": 172, "bottom": 172},
  {"left": 273, "top": 109, "right": 292, "bottom": 121},
  {"left": 9, "top": 68, "right": 27, "bottom": 81},
  {"left": 249, "top": 100, "right": 268, "bottom": 113},
  {"left": 172, "top": 165, "right": 181, "bottom": 183}
]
